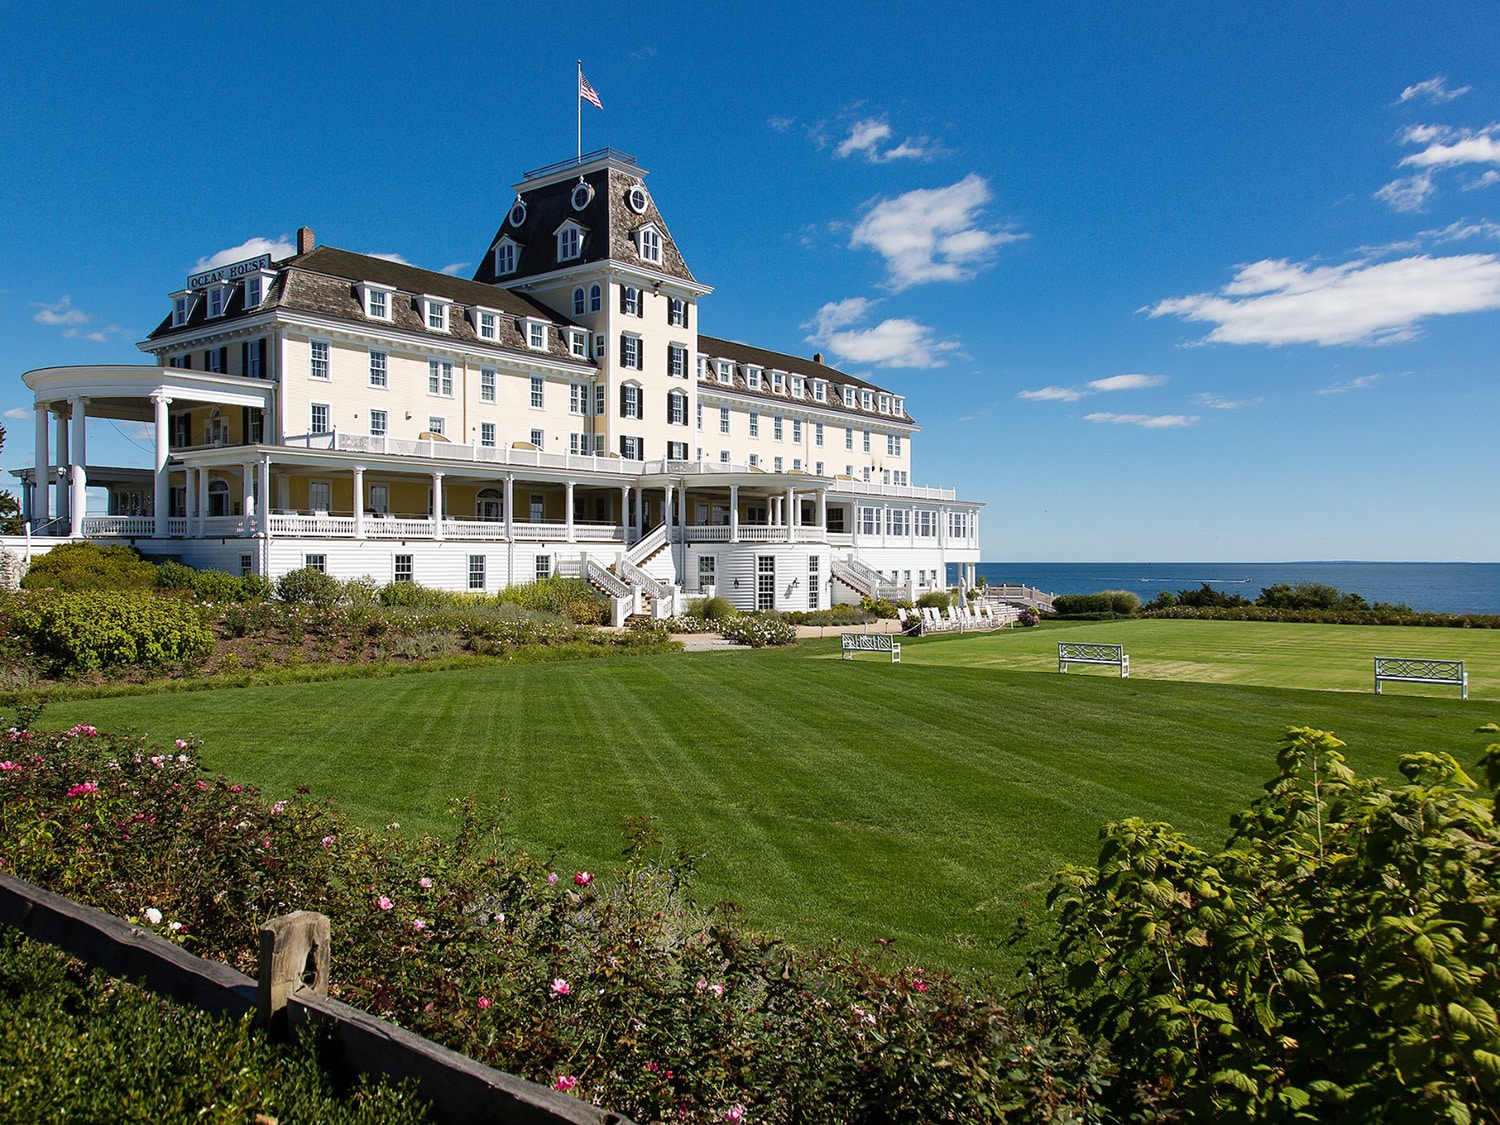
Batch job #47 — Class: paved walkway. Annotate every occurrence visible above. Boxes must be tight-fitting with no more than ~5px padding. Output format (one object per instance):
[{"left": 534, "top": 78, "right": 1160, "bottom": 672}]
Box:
[{"left": 672, "top": 633, "right": 746, "bottom": 652}]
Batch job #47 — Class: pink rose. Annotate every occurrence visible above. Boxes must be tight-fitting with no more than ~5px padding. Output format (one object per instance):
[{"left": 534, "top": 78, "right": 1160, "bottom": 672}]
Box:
[
  {"left": 550, "top": 978, "right": 571, "bottom": 998},
  {"left": 376, "top": 896, "right": 393, "bottom": 911},
  {"left": 546, "top": 872, "right": 559, "bottom": 885},
  {"left": 573, "top": 871, "right": 593, "bottom": 886},
  {"left": 477, "top": 995, "right": 492, "bottom": 1010},
  {"left": 554, "top": 1075, "right": 578, "bottom": 1092}
]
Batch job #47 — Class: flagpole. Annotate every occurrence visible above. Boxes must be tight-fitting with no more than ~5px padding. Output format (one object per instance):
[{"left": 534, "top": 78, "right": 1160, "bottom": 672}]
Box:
[{"left": 576, "top": 60, "right": 582, "bottom": 165}]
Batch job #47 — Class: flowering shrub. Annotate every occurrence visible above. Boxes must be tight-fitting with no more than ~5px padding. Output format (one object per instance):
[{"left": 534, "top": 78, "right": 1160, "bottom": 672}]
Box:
[
  {"left": 717, "top": 614, "right": 798, "bottom": 648},
  {"left": 0, "top": 720, "right": 1102, "bottom": 1122},
  {"left": 1018, "top": 607, "right": 1041, "bottom": 627}
]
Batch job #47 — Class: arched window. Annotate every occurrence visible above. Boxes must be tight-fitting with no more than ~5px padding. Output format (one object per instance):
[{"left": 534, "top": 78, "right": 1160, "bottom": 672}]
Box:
[
  {"left": 494, "top": 240, "right": 517, "bottom": 275},
  {"left": 667, "top": 390, "right": 687, "bottom": 426},
  {"left": 589, "top": 284, "right": 602, "bottom": 313},
  {"left": 207, "top": 478, "right": 230, "bottom": 518},
  {"left": 572, "top": 287, "right": 586, "bottom": 315},
  {"left": 476, "top": 488, "right": 503, "bottom": 522},
  {"left": 620, "top": 381, "right": 643, "bottom": 420}
]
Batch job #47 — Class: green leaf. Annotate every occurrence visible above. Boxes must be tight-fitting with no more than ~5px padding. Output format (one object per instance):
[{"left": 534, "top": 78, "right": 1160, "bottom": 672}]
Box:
[{"left": 1212, "top": 1068, "right": 1258, "bottom": 1095}]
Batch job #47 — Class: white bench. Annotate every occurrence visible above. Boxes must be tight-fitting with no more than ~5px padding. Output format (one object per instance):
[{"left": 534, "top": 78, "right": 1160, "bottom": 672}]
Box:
[
  {"left": 1058, "top": 641, "right": 1130, "bottom": 678},
  {"left": 1374, "top": 656, "right": 1467, "bottom": 700},
  {"left": 842, "top": 633, "right": 901, "bottom": 663}
]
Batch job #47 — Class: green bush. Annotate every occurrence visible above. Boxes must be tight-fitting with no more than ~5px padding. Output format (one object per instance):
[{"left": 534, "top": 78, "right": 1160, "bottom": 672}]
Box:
[
  {"left": 916, "top": 590, "right": 953, "bottom": 609},
  {"left": 275, "top": 566, "right": 343, "bottom": 607},
  {"left": 14, "top": 590, "right": 214, "bottom": 676},
  {"left": 20, "top": 542, "right": 159, "bottom": 592},
  {"left": 685, "top": 595, "right": 737, "bottom": 621},
  {"left": 776, "top": 605, "right": 874, "bottom": 627},
  {"left": 719, "top": 614, "right": 798, "bottom": 647},
  {"left": 1052, "top": 590, "right": 1140, "bottom": 617},
  {"left": 858, "top": 595, "right": 912, "bottom": 619},
  {"left": 496, "top": 576, "right": 607, "bottom": 625}
]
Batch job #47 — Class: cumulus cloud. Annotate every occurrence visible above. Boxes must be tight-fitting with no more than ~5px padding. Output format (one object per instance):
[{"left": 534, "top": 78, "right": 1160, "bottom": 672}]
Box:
[
  {"left": 1398, "top": 77, "right": 1472, "bottom": 105},
  {"left": 804, "top": 298, "right": 960, "bottom": 369},
  {"left": 1084, "top": 412, "right": 1198, "bottom": 429},
  {"left": 1375, "top": 172, "right": 1435, "bottom": 212},
  {"left": 834, "top": 117, "right": 939, "bottom": 163},
  {"left": 192, "top": 236, "right": 296, "bottom": 273},
  {"left": 3, "top": 408, "right": 30, "bottom": 420},
  {"left": 1018, "top": 373, "right": 1165, "bottom": 402},
  {"left": 368, "top": 252, "right": 413, "bottom": 265},
  {"left": 1147, "top": 254, "right": 1500, "bottom": 346},
  {"left": 439, "top": 261, "right": 470, "bottom": 276},
  {"left": 850, "top": 174, "right": 1025, "bottom": 289},
  {"left": 32, "top": 297, "right": 90, "bottom": 326},
  {"left": 1399, "top": 123, "right": 1500, "bottom": 170}
]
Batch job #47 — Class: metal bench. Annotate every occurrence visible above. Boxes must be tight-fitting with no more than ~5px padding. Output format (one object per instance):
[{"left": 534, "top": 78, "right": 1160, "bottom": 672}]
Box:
[
  {"left": 1374, "top": 656, "right": 1467, "bottom": 700},
  {"left": 842, "top": 633, "right": 901, "bottom": 663},
  {"left": 1058, "top": 641, "right": 1129, "bottom": 678}
]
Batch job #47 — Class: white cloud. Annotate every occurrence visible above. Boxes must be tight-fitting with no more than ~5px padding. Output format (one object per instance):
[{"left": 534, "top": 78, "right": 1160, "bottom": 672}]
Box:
[
  {"left": 368, "top": 252, "right": 412, "bottom": 265},
  {"left": 1147, "top": 254, "right": 1500, "bottom": 346},
  {"left": 1464, "top": 170, "right": 1500, "bottom": 191},
  {"left": 1195, "top": 393, "right": 1254, "bottom": 410},
  {"left": 1317, "top": 374, "right": 1382, "bottom": 395},
  {"left": 1398, "top": 77, "right": 1472, "bottom": 105},
  {"left": 1399, "top": 124, "right": 1500, "bottom": 170},
  {"left": 3, "top": 408, "right": 30, "bottom": 420},
  {"left": 850, "top": 174, "right": 1024, "bottom": 289},
  {"left": 1017, "top": 385, "right": 1085, "bottom": 402},
  {"left": 767, "top": 115, "right": 796, "bottom": 133},
  {"left": 1084, "top": 412, "right": 1199, "bottom": 429},
  {"left": 1375, "top": 172, "right": 1435, "bottom": 212},
  {"left": 1086, "top": 373, "right": 1166, "bottom": 392},
  {"left": 439, "top": 261, "right": 470, "bottom": 276},
  {"left": 1423, "top": 218, "right": 1500, "bottom": 243},
  {"left": 836, "top": 119, "right": 894, "bottom": 159},
  {"left": 804, "top": 298, "right": 960, "bottom": 369},
  {"left": 32, "top": 296, "right": 90, "bottom": 326},
  {"left": 834, "top": 117, "right": 938, "bottom": 163},
  {"left": 192, "top": 236, "right": 295, "bottom": 273}
]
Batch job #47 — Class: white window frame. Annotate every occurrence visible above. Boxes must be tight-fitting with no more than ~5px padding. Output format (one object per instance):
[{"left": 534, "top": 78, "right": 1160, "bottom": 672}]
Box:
[
  {"left": 746, "top": 367, "right": 761, "bottom": 390},
  {"left": 530, "top": 427, "right": 544, "bottom": 447},
  {"left": 792, "top": 418, "right": 802, "bottom": 443},
  {"left": 428, "top": 359, "right": 454, "bottom": 397},
  {"left": 524, "top": 318, "right": 548, "bottom": 351},
  {"left": 529, "top": 376, "right": 544, "bottom": 409},
  {"left": 719, "top": 406, "right": 730, "bottom": 434},
  {"left": 468, "top": 554, "right": 486, "bottom": 590},
  {"left": 668, "top": 343, "right": 686, "bottom": 378},
  {"left": 475, "top": 307, "right": 500, "bottom": 341},
  {"left": 369, "top": 409, "right": 387, "bottom": 437},
  {"left": 556, "top": 222, "right": 583, "bottom": 262},
  {"left": 668, "top": 298, "right": 686, "bottom": 327},
  {"left": 359, "top": 282, "right": 394, "bottom": 322},
  {"left": 749, "top": 411, "right": 759, "bottom": 438},
  {"left": 637, "top": 223, "right": 663, "bottom": 264},
  {"left": 309, "top": 340, "right": 330, "bottom": 381},
  {"left": 480, "top": 421, "right": 496, "bottom": 448},
  {"left": 369, "top": 349, "right": 388, "bottom": 388},
  {"left": 773, "top": 416, "right": 784, "bottom": 441},
  {"left": 480, "top": 368, "right": 496, "bottom": 402},
  {"left": 813, "top": 379, "right": 827, "bottom": 403},
  {"left": 427, "top": 416, "right": 445, "bottom": 436},
  {"left": 569, "top": 328, "right": 588, "bottom": 358},
  {"left": 668, "top": 390, "right": 687, "bottom": 426},
  {"left": 310, "top": 403, "right": 330, "bottom": 435},
  {"left": 815, "top": 422, "right": 824, "bottom": 446},
  {"left": 171, "top": 291, "right": 193, "bottom": 327},
  {"left": 423, "top": 296, "right": 451, "bottom": 333},
  {"left": 493, "top": 238, "right": 519, "bottom": 276}
]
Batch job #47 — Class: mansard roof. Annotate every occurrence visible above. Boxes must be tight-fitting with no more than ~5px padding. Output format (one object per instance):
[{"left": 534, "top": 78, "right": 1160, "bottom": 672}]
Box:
[
  {"left": 147, "top": 246, "right": 589, "bottom": 366},
  {"left": 697, "top": 334, "right": 915, "bottom": 425},
  {"left": 472, "top": 156, "right": 697, "bottom": 287}
]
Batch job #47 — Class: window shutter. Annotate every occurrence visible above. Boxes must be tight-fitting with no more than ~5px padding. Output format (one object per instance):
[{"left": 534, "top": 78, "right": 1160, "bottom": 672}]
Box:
[
  {"left": 620, "top": 384, "right": 628, "bottom": 417},
  {"left": 256, "top": 338, "right": 267, "bottom": 376},
  {"left": 240, "top": 342, "right": 248, "bottom": 373}
]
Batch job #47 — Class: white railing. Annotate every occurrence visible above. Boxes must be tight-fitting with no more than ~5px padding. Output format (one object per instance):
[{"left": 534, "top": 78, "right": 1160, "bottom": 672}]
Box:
[
  {"left": 734, "top": 526, "right": 789, "bottom": 542},
  {"left": 618, "top": 556, "right": 670, "bottom": 600},
  {"left": 364, "top": 518, "right": 437, "bottom": 539},
  {"left": 440, "top": 519, "right": 506, "bottom": 541},
  {"left": 202, "top": 516, "right": 249, "bottom": 536},
  {"left": 166, "top": 517, "right": 187, "bottom": 536},
  {"left": 792, "top": 526, "right": 824, "bottom": 542},
  {"left": 81, "top": 516, "right": 155, "bottom": 537},
  {"left": 574, "top": 523, "right": 626, "bottom": 543},
  {"left": 587, "top": 558, "right": 632, "bottom": 598},
  {"left": 683, "top": 525, "right": 731, "bottom": 543},
  {"left": 828, "top": 480, "right": 957, "bottom": 501},
  {"left": 624, "top": 522, "right": 668, "bottom": 565},
  {"left": 334, "top": 433, "right": 643, "bottom": 476},
  {"left": 831, "top": 556, "right": 883, "bottom": 599},
  {"left": 267, "top": 513, "right": 357, "bottom": 537}
]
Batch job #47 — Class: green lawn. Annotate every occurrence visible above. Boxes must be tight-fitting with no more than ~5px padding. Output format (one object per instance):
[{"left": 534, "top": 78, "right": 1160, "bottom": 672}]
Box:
[{"left": 48, "top": 623, "right": 1497, "bottom": 975}]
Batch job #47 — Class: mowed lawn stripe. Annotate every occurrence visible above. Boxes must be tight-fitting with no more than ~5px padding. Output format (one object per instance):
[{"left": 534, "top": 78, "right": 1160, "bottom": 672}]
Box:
[{"left": 54, "top": 639, "right": 1490, "bottom": 972}]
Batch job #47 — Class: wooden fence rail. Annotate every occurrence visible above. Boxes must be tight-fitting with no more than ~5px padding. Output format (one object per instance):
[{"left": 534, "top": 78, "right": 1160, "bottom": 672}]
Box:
[{"left": 0, "top": 872, "right": 632, "bottom": 1124}]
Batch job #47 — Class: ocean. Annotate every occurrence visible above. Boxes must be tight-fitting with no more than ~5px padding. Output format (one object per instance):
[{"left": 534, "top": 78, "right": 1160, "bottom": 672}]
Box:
[{"left": 963, "top": 562, "right": 1500, "bottom": 615}]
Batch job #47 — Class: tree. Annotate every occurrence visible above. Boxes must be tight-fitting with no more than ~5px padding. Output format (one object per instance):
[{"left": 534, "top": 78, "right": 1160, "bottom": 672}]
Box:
[
  {"left": 1032, "top": 727, "right": 1500, "bottom": 1121},
  {"left": 0, "top": 421, "right": 22, "bottom": 534}
]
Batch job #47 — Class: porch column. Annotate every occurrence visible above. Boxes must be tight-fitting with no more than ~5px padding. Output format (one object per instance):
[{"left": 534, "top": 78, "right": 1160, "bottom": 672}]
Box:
[
  {"left": 183, "top": 467, "right": 196, "bottom": 536},
  {"left": 619, "top": 485, "right": 630, "bottom": 541},
  {"left": 784, "top": 486, "right": 795, "bottom": 542},
  {"left": 729, "top": 484, "right": 740, "bottom": 542},
  {"left": 634, "top": 485, "right": 645, "bottom": 533},
  {"left": 152, "top": 393, "right": 171, "bottom": 537},
  {"left": 240, "top": 461, "right": 255, "bottom": 535},
  {"left": 938, "top": 505, "right": 949, "bottom": 547},
  {"left": 352, "top": 465, "right": 366, "bottom": 539},
  {"left": 817, "top": 487, "right": 827, "bottom": 532},
  {"left": 196, "top": 467, "right": 209, "bottom": 536},
  {"left": 259, "top": 457, "right": 273, "bottom": 535},
  {"left": 565, "top": 480, "right": 575, "bottom": 542},
  {"left": 432, "top": 472, "right": 445, "bottom": 539},
  {"left": 55, "top": 409, "right": 70, "bottom": 527},
  {"left": 503, "top": 475, "right": 514, "bottom": 541},
  {"left": 33, "top": 404, "right": 49, "bottom": 523},
  {"left": 663, "top": 484, "right": 674, "bottom": 543},
  {"left": 68, "top": 398, "right": 88, "bottom": 538}
]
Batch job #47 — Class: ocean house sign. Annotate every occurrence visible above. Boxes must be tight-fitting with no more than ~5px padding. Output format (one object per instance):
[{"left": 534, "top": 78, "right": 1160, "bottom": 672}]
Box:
[{"left": 187, "top": 253, "right": 272, "bottom": 290}]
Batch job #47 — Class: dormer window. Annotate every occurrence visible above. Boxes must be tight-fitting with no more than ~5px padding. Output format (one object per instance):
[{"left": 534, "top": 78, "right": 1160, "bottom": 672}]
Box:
[
  {"left": 813, "top": 379, "right": 827, "bottom": 402},
  {"left": 636, "top": 223, "right": 663, "bottom": 265},
  {"left": 569, "top": 328, "right": 588, "bottom": 358},
  {"left": 493, "top": 237, "right": 520, "bottom": 276},
  {"left": 878, "top": 393, "right": 891, "bottom": 414},
  {"left": 357, "top": 281, "right": 395, "bottom": 322},
  {"left": 716, "top": 361, "right": 732, "bottom": 385},
  {"left": 556, "top": 221, "right": 584, "bottom": 262},
  {"left": 860, "top": 389, "right": 873, "bottom": 411},
  {"left": 244, "top": 269, "right": 275, "bottom": 311},
  {"left": 171, "top": 291, "right": 194, "bottom": 328},
  {"left": 894, "top": 396, "right": 905, "bottom": 415},
  {"left": 423, "top": 295, "right": 451, "bottom": 333},
  {"left": 523, "top": 318, "right": 548, "bottom": 351},
  {"left": 792, "top": 375, "right": 805, "bottom": 399},
  {"left": 746, "top": 367, "right": 761, "bottom": 390},
  {"left": 846, "top": 384, "right": 860, "bottom": 408},
  {"left": 772, "top": 371, "right": 786, "bottom": 395},
  {"left": 205, "top": 284, "right": 230, "bottom": 319},
  {"left": 474, "top": 307, "right": 500, "bottom": 341}
]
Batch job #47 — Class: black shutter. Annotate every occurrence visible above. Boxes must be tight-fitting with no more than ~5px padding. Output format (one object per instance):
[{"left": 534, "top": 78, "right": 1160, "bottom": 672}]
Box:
[{"left": 240, "top": 342, "right": 248, "bottom": 374}]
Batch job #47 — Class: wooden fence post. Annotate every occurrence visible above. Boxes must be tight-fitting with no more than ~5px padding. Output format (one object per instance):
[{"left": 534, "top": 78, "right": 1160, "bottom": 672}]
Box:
[{"left": 258, "top": 910, "right": 330, "bottom": 1035}]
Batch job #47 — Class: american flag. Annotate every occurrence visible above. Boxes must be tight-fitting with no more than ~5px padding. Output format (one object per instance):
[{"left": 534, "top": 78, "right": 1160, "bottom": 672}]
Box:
[{"left": 579, "top": 73, "right": 602, "bottom": 109}]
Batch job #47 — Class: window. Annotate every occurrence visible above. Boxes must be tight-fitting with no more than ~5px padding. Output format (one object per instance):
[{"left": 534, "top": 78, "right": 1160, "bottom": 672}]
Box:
[
  {"left": 815, "top": 422, "right": 824, "bottom": 446},
  {"left": 773, "top": 416, "right": 784, "bottom": 441},
  {"left": 570, "top": 382, "right": 587, "bottom": 415},
  {"left": 593, "top": 333, "right": 606, "bottom": 359},
  {"left": 365, "top": 286, "right": 390, "bottom": 320},
  {"left": 666, "top": 440, "right": 688, "bottom": 460},
  {"left": 530, "top": 376, "right": 544, "bottom": 409},
  {"left": 394, "top": 555, "right": 413, "bottom": 583},
  {"left": 594, "top": 384, "right": 605, "bottom": 416},
  {"left": 792, "top": 375, "right": 804, "bottom": 398},
  {"left": 244, "top": 276, "right": 264, "bottom": 309},
  {"left": 638, "top": 225, "right": 662, "bottom": 264},
  {"left": 240, "top": 554, "right": 254, "bottom": 577},
  {"left": 370, "top": 409, "right": 387, "bottom": 436},
  {"left": 558, "top": 225, "right": 582, "bottom": 261},
  {"left": 569, "top": 329, "right": 587, "bottom": 358},
  {"left": 369, "top": 350, "right": 387, "bottom": 387},
  {"left": 527, "top": 320, "right": 547, "bottom": 350},
  {"left": 815, "top": 460, "right": 824, "bottom": 475},
  {"left": 468, "top": 555, "right": 486, "bottom": 590},
  {"left": 886, "top": 508, "right": 911, "bottom": 537},
  {"left": 171, "top": 293, "right": 192, "bottom": 327},
  {"left": 808, "top": 556, "right": 820, "bottom": 610},
  {"left": 668, "top": 343, "right": 685, "bottom": 378},
  {"left": 863, "top": 429, "right": 871, "bottom": 453},
  {"left": 621, "top": 286, "right": 641, "bottom": 316},
  {"left": 792, "top": 419, "right": 802, "bottom": 443},
  {"left": 774, "top": 456, "right": 783, "bottom": 472},
  {"left": 887, "top": 433, "right": 902, "bottom": 456},
  {"left": 621, "top": 382, "right": 643, "bottom": 419},
  {"left": 424, "top": 298, "right": 450, "bottom": 332},
  {"left": 206, "top": 286, "right": 226, "bottom": 318},
  {"left": 696, "top": 402, "right": 703, "bottom": 430},
  {"left": 772, "top": 372, "right": 785, "bottom": 394},
  {"left": 668, "top": 298, "right": 686, "bottom": 327},
  {"left": 481, "top": 422, "right": 496, "bottom": 448},
  {"left": 589, "top": 283, "right": 602, "bottom": 312},
  {"left": 427, "top": 416, "right": 445, "bottom": 435},
  {"left": 572, "top": 287, "right": 586, "bottom": 315},
  {"left": 535, "top": 554, "right": 552, "bottom": 580},
  {"left": 792, "top": 457, "right": 802, "bottom": 471},
  {"left": 305, "top": 554, "right": 326, "bottom": 573},
  {"left": 620, "top": 334, "right": 641, "bottom": 369},
  {"left": 813, "top": 380, "right": 827, "bottom": 403},
  {"left": 494, "top": 240, "right": 518, "bottom": 275},
  {"left": 845, "top": 427, "right": 854, "bottom": 450},
  {"left": 428, "top": 359, "right": 453, "bottom": 396},
  {"left": 569, "top": 432, "right": 594, "bottom": 455},
  {"left": 719, "top": 406, "right": 730, "bottom": 434},
  {"left": 310, "top": 403, "right": 330, "bottom": 434},
  {"left": 529, "top": 428, "right": 544, "bottom": 448},
  {"left": 746, "top": 367, "right": 761, "bottom": 390},
  {"left": 204, "top": 346, "right": 226, "bottom": 373},
  {"left": 698, "top": 555, "right": 716, "bottom": 593},
  {"left": 861, "top": 389, "right": 873, "bottom": 411},
  {"left": 717, "top": 361, "right": 732, "bottom": 385},
  {"left": 749, "top": 411, "right": 759, "bottom": 438},
  {"left": 620, "top": 435, "right": 643, "bottom": 460},
  {"left": 668, "top": 390, "right": 687, "bottom": 426},
  {"left": 309, "top": 480, "right": 331, "bottom": 511},
  {"left": 310, "top": 341, "right": 329, "bottom": 380},
  {"left": 748, "top": 453, "right": 759, "bottom": 467},
  {"left": 859, "top": 507, "right": 880, "bottom": 536},
  {"left": 477, "top": 309, "right": 498, "bottom": 340},
  {"left": 480, "top": 368, "right": 496, "bottom": 402},
  {"left": 916, "top": 510, "right": 937, "bottom": 538}
]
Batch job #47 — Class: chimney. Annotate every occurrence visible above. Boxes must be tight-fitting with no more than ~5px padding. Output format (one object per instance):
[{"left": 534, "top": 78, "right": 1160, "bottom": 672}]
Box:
[
  {"left": 297, "top": 226, "right": 315, "bottom": 255},
  {"left": 812, "top": 352, "right": 823, "bottom": 365}
]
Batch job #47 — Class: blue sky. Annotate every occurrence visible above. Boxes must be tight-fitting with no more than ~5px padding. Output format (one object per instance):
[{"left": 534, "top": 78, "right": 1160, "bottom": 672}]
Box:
[{"left": 2, "top": 2, "right": 1498, "bottom": 562}]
